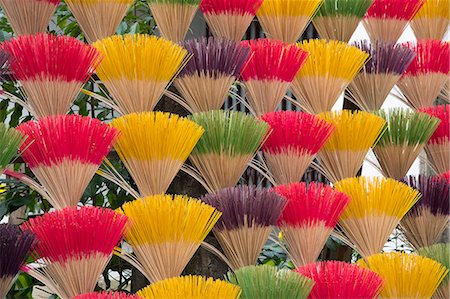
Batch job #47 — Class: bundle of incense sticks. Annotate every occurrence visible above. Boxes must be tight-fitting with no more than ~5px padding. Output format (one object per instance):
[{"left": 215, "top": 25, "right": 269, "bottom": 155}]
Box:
[
  {"left": 410, "top": 0, "right": 450, "bottom": 40},
  {"left": 418, "top": 243, "right": 450, "bottom": 299}
]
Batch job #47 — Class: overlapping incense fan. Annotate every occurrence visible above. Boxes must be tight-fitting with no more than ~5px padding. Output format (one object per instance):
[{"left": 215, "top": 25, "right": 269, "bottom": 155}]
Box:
[
  {"left": 137, "top": 275, "right": 241, "bottom": 298},
  {"left": 292, "top": 39, "right": 369, "bottom": 114},
  {"left": 240, "top": 39, "right": 309, "bottom": 116},
  {"left": 358, "top": 252, "right": 448, "bottom": 299},
  {"left": 316, "top": 110, "right": 385, "bottom": 183},
  {"left": 2, "top": 33, "right": 101, "bottom": 118},
  {"left": 116, "top": 195, "right": 221, "bottom": 283},
  {"left": 0, "top": 224, "right": 35, "bottom": 299},
  {"left": 363, "top": 0, "right": 426, "bottom": 42},
  {"left": 175, "top": 37, "right": 251, "bottom": 112},
  {"left": 0, "top": 0, "right": 60, "bottom": 35},
  {"left": 373, "top": 109, "right": 440, "bottom": 179},
  {"left": 410, "top": 0, "right": 450, "bottom": 40},
  {"left": 261, "top": 111, "right": 335, "bottom": 185},
  {"left": 397, "top": 40, "right": 450, "bottom": 109},
  {"left": 73, "top": 292, "right": 140, "bottom": 299},
  {"left": 418, "top": 243, "right": 450, "bottom": 299},
  {"left": 93, "top": 34, "right": 189, "bottom": 114},
  {"left": 273, "top": 182, "right": 350, "bottom": 266},
  {"left": 420, "top": 105, "right": 449, "bottom": 174},
  {"left": 296, "top": 261, "right": 383, "bottom": 298},
  {"left": 201, "top": 186, "right": 286, "bottom": 269},
  {"left": 111, "top": 112, "right": 203, "bottom": 196},
  {"left": 188, "top": 110, "right": 269, "bottom": 193},
  {"left": 0, "top": 124, "right": 26, "bottom": 175},
  {"left": 334, "top": 177, "right": 420, "bottom": 257},
  {"left": 400, "top": 175, "right": 449, "bottom": 249},
  {"left": 21, "top": 207, "right": 128, "bottom": 299},
  {"left": 256, "top": 0, "right": 323, "bottom": 43},
  {"left": 147, "top": 0, "right": 199, "bottom": 42},
  {"left": 65, "top": 0, "right": 133, "bottom": 43},
  {"left": 348, "top": 41, "right": 416, "bottom": 111},
  {"left": 226, "top": 265, "right": 314, "bottom": 299},
  {"left": 312, "top": 0, "right": 373, "bottom": 42},
  {"left": 200, "top": 0, "right": 263, "bottom": 41},
  {"left": 14, "top": 115, "right": 118, "bottom": 210}
]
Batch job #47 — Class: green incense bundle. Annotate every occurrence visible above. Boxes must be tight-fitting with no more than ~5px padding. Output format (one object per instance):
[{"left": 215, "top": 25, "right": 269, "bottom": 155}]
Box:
[
  {"left": 0, "top": 124, "right": 25, "bottom": 174},
  {"left": 226, "top": 265, "right": 314, "bottom": 299},
  {"left": 418, "top": 243, "right": 449, "bottom": 299},
  {"left": 313, "top": 0, "right": 374, "bottom": 42},
  {"left": 373, "top": 108, "right": 440, "bottom": 179}
]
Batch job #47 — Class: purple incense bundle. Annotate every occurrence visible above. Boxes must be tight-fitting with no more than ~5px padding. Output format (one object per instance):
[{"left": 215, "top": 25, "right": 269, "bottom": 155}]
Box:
[
  {"left": 175, "top": 37, "right": 251, "bottom": 112},
  {"left": 400, "top": 175, "right": 449, "bottom": 249},
  {"left": 348, "top": 40, "right": 416, "bottom": 111},
  {"left": 0, "top": 224, "right": 35, "bottom": 298},
  {"left": 201, "top": 185, "right": 286, "bottom": 269}
]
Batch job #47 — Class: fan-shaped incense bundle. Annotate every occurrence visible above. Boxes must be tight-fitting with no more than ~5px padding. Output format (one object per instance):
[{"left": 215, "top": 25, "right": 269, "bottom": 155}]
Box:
[
  {"left": 261, "top": 111, "right": 335, "bottom": 185},
  {"left": 358, "top": 252, "right": 448, "bottom": 299},
  {"left": 240, "top": 39, "right": 309, "bottom": 116},
  {"left": 93, "top": 34, "right": 189, "bottom": 114},
  {"left": 398, "top": 40, "right": 450, "bottom": 109},
  {"left": 400, "top": 176, "right": 449, "bottom": 249},
  {"left": 419, "top": 105, "right": 449, "bottom": 175},
  {"left": 373, "top": 109, "right": 440, "bottom": 179},
  {"left": 273, "top": 182, "right": 350, "bottom": 266},
  {"left": 0, "top": 124, "right": 26, "bottom": 175},
  {"left": 418, "top": 243, "right": 450, "bottom": 299},
  {"left": 226, "top": 265, "right": 314, "bottom": 299},
  {"left": 21, "top": 207, "right": 128, "bottom": 299},
  {"left": 334, "top": 177, "right": 420, "bottom": 257},
  {"left": 292, "top": 39, "right": 369, "bottom": 114},
  {"left": 112, "top": 112, "right": 203, "bottom": 196},
  {"left": 363, "top": 0, "right": 426, "bottom": 42},
  {"left": 72, "top": 292, "right": 140, "bottom": 299},
  {"left": 0, "top": 0, "right": 60, "bottom": 36},
  {"left": 201, "top": 186, "right": 286, "bottom": 269},
  {"left": 348, "top": 41, "right": 416, "bottom": 111},
  {"left": 65, "top": 0, "right": 133, "bottom": 43},
  {"left": 410, "top": 0, "right": 450, "bottom": 40},
  {"left": 2, "top": 33, "right": 101, "bottom": 118},
  {"left": 0, "top": 224, "right": 35, "bottom": 299},
  {"left": 200, "top": 0, "right": 263, "bottom": 41},
  {"left": 147, "top": 0, "right": 199, "bottom": 42},
  {"left": 16, "top": 115, "right": 118, "bottom": 209},
  {"left": 256, "top": 0, "right": 323, "bottom": 43},
  {"left": 175, "top": 37, "right": 251, "bottom": 112},
  {"left": 188, "top": 110, "right": 269, "bottom": 193},
  {"left": 296, "top": 261, "right": 383, "bottom": 298},
  {"left": 137, "top": 275, "right": 241, "bottom": 298},
  {"left": 316, "top": 110, "right": 385, "bottom": 183},
  {"left": 117, "top": 195, "right": 221, "bottom": 283},
  {"left": 313, "top": 0, "right": 373, "bottom": 42}
]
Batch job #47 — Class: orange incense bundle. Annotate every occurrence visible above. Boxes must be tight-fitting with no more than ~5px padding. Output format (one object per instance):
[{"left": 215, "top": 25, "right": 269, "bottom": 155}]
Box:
[
  {"left": 261, "top": 111, "right": 335, "bottom": 185},
  {"left": 15, "top": 115, "right": 118, "bottom": 209},
  {"left": 274, "top": 182, "right": 350, "bottom": 266},
  {"left": 21, "top": 207, "right": 128, "bottom": 299},
  {"left": 398, "top": 40, "right": 450, "bottom": 109},
  {"left": 410, "top": 0, "right": 450, "bottom": 40},
  {"left": 240, "top": 39, "right": 309, "bottom": 116},
  {"left": 0, "top": 0, "right": 60, "bottom": 35},
  {"left": 2, "top": 33, "right": 101, "bottom": 118},
  {"left": 363, "top": 0, "right": 426, "bottom": 42},
  {"left": 200, "top": 0, "right": 264, "bottom": 41}
]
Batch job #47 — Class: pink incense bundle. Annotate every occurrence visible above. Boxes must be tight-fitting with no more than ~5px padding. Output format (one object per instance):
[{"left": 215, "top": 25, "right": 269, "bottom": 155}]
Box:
[
  {"left": 296, "top": 261, "right": 383, "bottom": 298},
  {"left": 0, "top": 0, "right": 60, "bottom": 36},
  {"left": 419, "top": 105, "right": 449, "bottom": 175},
  {"left": 273, "top": 182, "right": 351, "bottom": 266},
  {"left": 14, "top": 115, "right": 118, "bottom": 210},
  {"left": 72, "top": 292, "right": 140, "bottom": 299},
  {"left": 200, "top": 0, "right": 264, "bottom": 41},
  {"left": 21, "top": 207, "right": 128, "bottom": 299},
  {"left": 261, "top": 111, "right": 335, "bottom": 185},
  {"left": 240, "top": 39, "right": 309, "bottom": 116},
  {"left": 363, "top": 0, "right": 426, "bottom": 42},
  {"left": 398, "top": 40, "right": 450, "bottom": 109}
]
